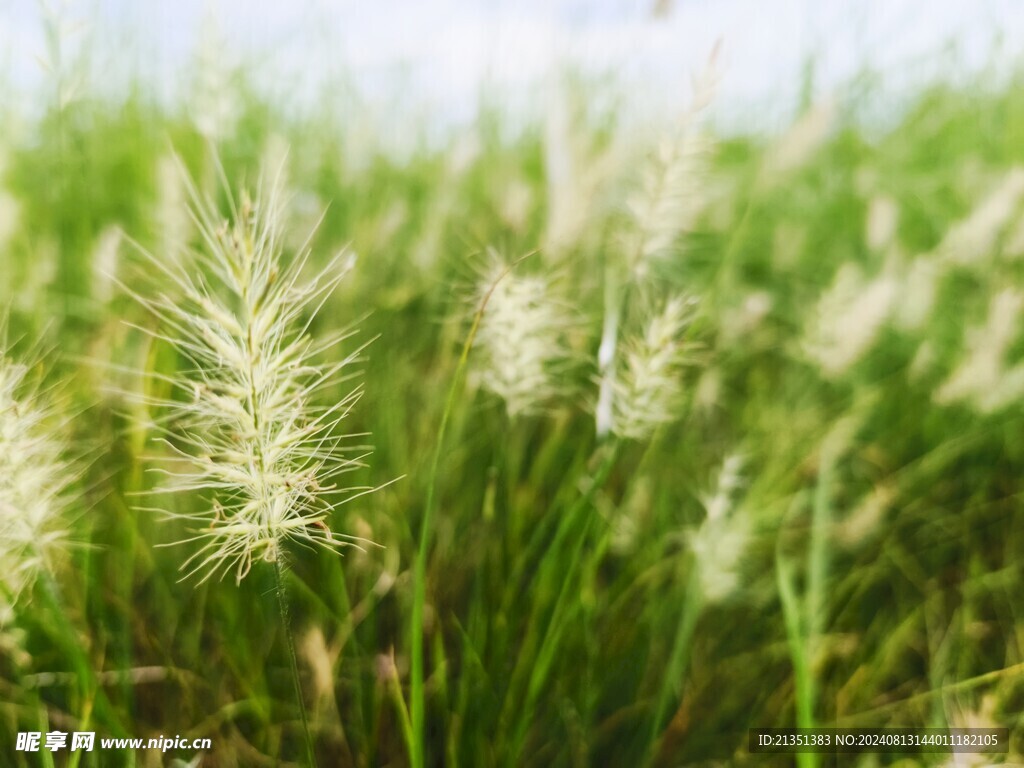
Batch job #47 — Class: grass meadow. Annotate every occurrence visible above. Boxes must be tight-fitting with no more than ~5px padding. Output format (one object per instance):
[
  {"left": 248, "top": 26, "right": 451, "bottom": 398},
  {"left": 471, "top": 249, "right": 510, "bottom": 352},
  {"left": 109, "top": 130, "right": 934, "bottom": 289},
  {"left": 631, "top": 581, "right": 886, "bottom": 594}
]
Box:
[{"left": 2, "top": 11, "right": 1024, "bottom": 768}]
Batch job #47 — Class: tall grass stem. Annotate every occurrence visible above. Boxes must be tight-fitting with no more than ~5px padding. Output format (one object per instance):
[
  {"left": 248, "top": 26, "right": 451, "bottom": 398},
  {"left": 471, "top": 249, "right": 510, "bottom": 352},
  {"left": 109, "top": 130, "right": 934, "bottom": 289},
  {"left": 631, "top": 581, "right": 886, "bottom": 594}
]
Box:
[
  {"left": 274, "top": 558, "right": 319, "bottom": 768},
  {"left": 646, "top": 567, "right": 703, "bottom": 764},
  {"left": 411, "top": 255, "right": 532, "bottom": 768}
]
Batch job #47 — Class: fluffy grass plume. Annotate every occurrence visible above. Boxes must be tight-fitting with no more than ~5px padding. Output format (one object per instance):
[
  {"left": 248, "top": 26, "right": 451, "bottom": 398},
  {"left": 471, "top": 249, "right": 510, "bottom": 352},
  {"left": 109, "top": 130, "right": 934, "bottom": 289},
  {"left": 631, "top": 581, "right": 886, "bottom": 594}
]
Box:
[
  {"left": 131, "top": 160, "right": 369, "bottom": 583},
  {"left": 802, "top": 262, "right": 898, "bottom": 378},
  {"left": 609, "top": 295, "right": 697, "bottom": 440},
  {"left": 934, "top": 288, "right": 1024, "bottom": 412},
  {"left": 0, "top": 343, "right": 70, "bottom": 618},
  {"left": 690, "top": 453, "right": 748, "bottom": 602},
  {"left": 624, "top": 42, "right": 720, "bottom": 275},
  {"left": 472, "top": 256, "right": 572, "bottom": 417}
]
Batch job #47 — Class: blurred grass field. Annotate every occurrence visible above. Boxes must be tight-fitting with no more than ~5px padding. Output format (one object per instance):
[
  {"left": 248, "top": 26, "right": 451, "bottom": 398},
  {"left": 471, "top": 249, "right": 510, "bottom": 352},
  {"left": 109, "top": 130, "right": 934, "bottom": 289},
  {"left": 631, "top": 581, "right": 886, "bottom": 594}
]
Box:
[{"left": 2, "top": 10, "right": 1024, "bottom": 768}]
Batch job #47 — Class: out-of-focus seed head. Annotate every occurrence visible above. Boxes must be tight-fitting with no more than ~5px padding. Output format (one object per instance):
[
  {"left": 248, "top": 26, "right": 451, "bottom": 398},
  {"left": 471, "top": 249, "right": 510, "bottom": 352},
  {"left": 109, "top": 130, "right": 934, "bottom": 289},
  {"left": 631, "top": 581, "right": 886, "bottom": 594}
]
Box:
[
  {"left": 689, "top": 454, "right": 748, "bottom": 603},
  {"left": 935, "top": 288, "right": 1024, "bottom": 413},
  {"left": 472, "top": 258, "right": 573, "bottom": 418},
  {"left": 607, "top": 296, "right": 697, "bottom": 441},
  {"left": 802, "top": 263, "right": 897, "bottom": 378},
  {"left": 624, "top": 47, "right": 720, "bottom": 277},
  {"left": 0, "top": 348, "right": 70, "bottom": 618}
]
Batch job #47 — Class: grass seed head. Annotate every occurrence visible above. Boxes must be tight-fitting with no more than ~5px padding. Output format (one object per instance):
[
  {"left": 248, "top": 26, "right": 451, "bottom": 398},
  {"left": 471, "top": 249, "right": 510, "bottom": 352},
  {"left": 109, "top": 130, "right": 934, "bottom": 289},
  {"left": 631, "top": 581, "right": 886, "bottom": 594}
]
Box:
[
  {"left": 935, "top": 288, "right": 1024, "bottom": 413},
  {"left": 803, "top": 263, "right": 897, "bottom": 378},
  {"left": 689, "top": 454, "right": 748, "bottom": 603},
  {"left": 937, "top": 168, "right": 1024, "bottom": 266},
  {"left": 132, "top": 159, "right": 370, "bottom": 583},
  {"left": 624, "top": 45, "right": 720, "bottom": 276},
  {"left": 0, "top": 348, "right": 70, "bottom": 618},
  {"left": 608, "top": 295, "right": 697, "bottom": 441},
  {"left": 473, "top": 258, "right": 573, "bottom": 418}
]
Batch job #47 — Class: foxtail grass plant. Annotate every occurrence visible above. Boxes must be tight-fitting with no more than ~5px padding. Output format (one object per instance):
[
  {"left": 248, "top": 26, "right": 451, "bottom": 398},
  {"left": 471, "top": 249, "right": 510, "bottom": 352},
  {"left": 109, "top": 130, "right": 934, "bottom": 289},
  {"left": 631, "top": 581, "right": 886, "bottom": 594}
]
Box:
[
  {"left": 410, "top": 255, "right": 534, "bottom": 768},
  {"left": 647, "top": 454, "right": 748, "bottom": 764},
  {"left": 129, "top": 157, "right": 374, "bottom": 766},
  {"left": 0, "top": 340, "right": 71, "bottom": 620},
  {"left": 608, "top": 296, "right": 698, "bottom": 441},
  {"left": 596, "top": 45, "right": 718, "bottom": 440},
  {"left": 499, "top": 296, "right": 698, "bottom": 764},
  {"left": 623, "top": 64, "right": 718, "bottom": 279},
  {"left": 471, "top": 256, "right": 572, "bottom": 417},
  {"left": 0, "top": 335, "right": 127, "bottom": 736}
]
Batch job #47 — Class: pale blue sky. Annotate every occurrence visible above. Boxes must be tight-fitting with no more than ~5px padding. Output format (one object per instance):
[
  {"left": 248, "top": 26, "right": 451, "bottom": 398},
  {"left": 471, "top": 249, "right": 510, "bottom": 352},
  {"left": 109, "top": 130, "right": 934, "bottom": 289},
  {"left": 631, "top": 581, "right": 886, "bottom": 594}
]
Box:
[{"left": 2, "top": 0, "right": 1022, "bottom": 131}]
